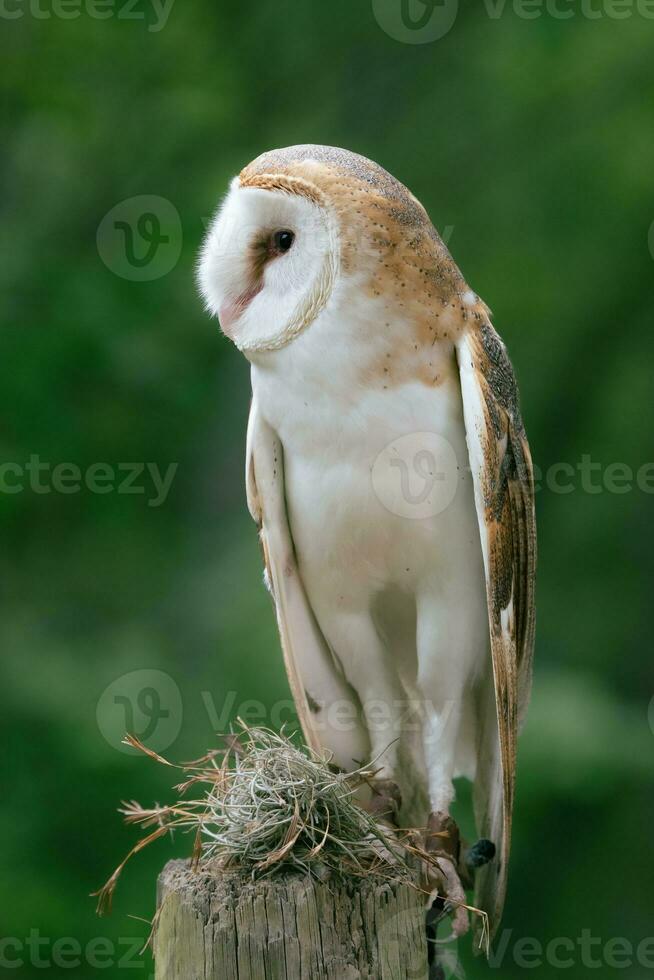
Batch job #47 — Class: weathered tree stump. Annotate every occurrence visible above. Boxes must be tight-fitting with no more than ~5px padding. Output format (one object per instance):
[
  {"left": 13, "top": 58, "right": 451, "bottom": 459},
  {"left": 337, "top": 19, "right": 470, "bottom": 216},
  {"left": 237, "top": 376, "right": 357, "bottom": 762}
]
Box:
[{"left": 154, "top": 859, "right": 428, "bottom": 979}]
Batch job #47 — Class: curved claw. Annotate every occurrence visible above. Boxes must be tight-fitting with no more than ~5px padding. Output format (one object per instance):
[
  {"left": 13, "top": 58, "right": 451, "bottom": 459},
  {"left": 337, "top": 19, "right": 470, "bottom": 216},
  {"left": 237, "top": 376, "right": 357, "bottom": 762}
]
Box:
[
  {"left": 425, "top": 811, "right": 460, "bottom": 862},
  {"left": 424, "top": 854, "right": 470, "bottom": 937},
  {"left": 423, "top": 811, "right": 469, "bottom": 937}
]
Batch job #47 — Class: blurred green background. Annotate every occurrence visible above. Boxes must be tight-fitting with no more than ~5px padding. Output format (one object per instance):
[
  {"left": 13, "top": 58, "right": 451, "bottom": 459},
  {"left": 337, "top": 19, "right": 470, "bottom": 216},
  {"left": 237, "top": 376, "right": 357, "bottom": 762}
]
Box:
[{"left": 2, "top": 1, "right": 653, "bottom": 977}]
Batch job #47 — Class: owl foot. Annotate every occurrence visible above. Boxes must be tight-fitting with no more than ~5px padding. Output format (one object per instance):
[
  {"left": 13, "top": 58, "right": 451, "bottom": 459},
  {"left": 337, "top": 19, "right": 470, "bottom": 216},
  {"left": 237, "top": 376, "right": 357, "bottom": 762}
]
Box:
[
  {"left": 366, "top": 778, "right": 402, "bottom": 827},
  {"left": 423, "top": 811, "right": 469, "bottom": 937}
]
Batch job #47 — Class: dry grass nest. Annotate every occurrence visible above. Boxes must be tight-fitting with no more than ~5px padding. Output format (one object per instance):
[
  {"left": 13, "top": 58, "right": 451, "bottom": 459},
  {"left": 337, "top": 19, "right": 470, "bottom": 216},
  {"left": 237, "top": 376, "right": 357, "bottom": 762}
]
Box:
[{"left": 94, "top": 723, "right": 420, "bottom": 915}]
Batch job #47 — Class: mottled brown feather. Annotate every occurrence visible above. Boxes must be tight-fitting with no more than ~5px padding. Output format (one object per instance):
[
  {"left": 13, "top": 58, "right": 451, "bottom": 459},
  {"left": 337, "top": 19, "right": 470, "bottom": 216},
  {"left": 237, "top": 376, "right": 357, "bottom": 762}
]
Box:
[{"left": 457, "top": 320, "right": 536, "bottom": 939}]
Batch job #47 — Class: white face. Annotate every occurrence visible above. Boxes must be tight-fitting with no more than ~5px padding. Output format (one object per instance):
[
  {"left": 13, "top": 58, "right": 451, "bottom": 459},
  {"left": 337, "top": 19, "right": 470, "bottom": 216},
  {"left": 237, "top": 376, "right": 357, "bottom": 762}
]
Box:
[{"left": 198, "top": 179, "right": 339, "bottom": 354}]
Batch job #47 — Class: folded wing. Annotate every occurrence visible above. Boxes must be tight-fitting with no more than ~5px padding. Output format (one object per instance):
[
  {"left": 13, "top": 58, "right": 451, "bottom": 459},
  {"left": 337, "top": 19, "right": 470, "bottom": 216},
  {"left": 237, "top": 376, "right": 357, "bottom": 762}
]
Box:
[
  {"left": 245, "top": 397, "right": 370, "bottom": 770},
  {"left": 456, "top": 320, "right": 536, "bottom": 937}
]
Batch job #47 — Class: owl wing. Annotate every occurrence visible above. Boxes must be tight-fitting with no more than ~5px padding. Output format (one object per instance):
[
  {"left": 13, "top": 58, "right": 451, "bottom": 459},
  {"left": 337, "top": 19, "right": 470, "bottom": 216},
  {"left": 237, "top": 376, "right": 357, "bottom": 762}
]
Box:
[
  {"left": 456, "top": 319, "right": 536, "bottom": 938},
  {"left": 245, "top": 396, "right": 370, "bottom": 770}
]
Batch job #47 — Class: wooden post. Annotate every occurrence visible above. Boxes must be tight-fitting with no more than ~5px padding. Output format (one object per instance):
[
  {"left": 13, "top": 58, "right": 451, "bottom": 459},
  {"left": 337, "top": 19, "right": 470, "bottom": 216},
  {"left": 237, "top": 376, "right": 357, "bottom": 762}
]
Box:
[{"left": 154, "top": 859, "right": 429, "bottom": 979}]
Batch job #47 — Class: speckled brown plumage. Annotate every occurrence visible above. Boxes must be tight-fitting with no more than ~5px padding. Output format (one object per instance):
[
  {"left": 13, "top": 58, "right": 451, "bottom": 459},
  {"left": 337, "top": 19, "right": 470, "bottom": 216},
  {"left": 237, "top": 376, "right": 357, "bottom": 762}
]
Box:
[
  {"left": 240, "top": 144, "right": 474, "bottom": 376},
  {"left": 468, "top": 322, "right": 536, "bottom": 672},
  {"left": 459, "top": 319, "right": 536, "bottom": 938}
]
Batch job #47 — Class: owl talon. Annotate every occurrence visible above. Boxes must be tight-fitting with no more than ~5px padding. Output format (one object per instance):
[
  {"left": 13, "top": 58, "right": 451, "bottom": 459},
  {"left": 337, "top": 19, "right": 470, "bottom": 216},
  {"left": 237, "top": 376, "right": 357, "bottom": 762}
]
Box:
[
  {"left": 425, "top": 811, "right": 460, "bottom": 862},
  {"left": 423, "top": 811, "right": 469, "bottom": 937}
]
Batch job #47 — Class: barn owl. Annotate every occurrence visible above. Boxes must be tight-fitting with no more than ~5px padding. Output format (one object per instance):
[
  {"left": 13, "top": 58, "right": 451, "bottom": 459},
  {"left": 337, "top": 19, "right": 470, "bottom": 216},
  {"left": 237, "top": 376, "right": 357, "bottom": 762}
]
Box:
[{"left": 198, "top": 145, "right": 536, "bottom": 942}]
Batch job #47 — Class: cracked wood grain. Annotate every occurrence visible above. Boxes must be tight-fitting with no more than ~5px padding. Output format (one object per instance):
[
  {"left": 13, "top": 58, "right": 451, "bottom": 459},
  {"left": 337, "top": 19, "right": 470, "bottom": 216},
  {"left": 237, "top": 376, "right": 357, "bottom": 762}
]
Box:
[{"left": 154, "top": 859, "right": 428, "bottom": 979}]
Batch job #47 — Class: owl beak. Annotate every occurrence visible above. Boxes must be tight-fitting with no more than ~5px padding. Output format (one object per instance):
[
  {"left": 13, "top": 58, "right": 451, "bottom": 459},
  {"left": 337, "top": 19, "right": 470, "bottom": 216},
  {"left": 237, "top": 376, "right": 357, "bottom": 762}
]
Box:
[
  {"left": 218, "top": 300, "right": 238, "bottom": 337},
  {"left": 218, "top": 284, "right": 262, "bottom": 338}
]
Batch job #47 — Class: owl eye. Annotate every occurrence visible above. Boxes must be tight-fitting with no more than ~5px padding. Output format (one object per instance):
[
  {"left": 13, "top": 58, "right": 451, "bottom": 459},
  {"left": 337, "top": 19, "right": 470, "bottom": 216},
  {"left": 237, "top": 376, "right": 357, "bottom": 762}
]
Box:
[{"left": 271, "top": 230, "right": 295, "bottom": 254}]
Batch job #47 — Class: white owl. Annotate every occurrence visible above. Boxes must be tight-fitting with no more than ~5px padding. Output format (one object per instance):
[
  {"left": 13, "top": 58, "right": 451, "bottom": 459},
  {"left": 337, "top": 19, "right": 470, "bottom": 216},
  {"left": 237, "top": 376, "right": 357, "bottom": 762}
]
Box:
[{"left": 198, "top": 145, "right": 536, "bottom": 941}]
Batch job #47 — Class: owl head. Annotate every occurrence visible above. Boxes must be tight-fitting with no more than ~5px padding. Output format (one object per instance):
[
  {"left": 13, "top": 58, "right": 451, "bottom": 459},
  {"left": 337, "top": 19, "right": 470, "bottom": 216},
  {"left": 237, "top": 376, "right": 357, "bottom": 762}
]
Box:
[{"left": 198, "top": 145, "right": 464, "bottom": 355}]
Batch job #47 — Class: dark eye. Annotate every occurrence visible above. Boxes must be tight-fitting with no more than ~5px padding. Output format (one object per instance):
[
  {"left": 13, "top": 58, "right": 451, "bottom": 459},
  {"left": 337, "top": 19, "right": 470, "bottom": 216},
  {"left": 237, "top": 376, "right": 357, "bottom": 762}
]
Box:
[{"left": 272, "top": 230, "right": 295, "bottom": 254}]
